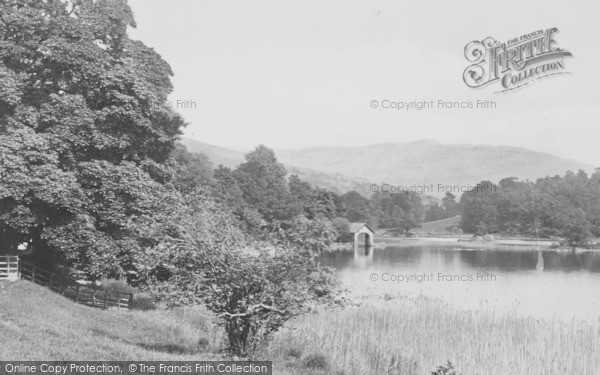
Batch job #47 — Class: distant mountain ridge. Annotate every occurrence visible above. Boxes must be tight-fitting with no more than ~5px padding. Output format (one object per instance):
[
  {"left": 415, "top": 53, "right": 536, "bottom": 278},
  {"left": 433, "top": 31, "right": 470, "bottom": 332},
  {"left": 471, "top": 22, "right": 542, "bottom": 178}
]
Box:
[
  {"left": 275, "top": 141, "right": 595, "bottom": 194},
  {"left": 181, "top": 138, "right": 595, "bottom": 197},
  {"left": 181, "top": 139, "right": 376, "bottom": 197}
]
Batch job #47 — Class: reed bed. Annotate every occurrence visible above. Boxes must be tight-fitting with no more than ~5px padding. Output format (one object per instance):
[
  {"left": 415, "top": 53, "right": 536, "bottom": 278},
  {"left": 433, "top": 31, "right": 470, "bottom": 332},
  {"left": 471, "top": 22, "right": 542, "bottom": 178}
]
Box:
[{"left": 268, "top": 295, "right": 600, "bottom": 375}]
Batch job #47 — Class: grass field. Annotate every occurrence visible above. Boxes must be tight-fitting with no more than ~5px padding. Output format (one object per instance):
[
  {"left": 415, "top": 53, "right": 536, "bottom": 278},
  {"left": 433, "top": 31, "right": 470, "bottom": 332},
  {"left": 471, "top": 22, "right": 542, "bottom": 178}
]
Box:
[
  {"left": 0, "top": 281, "right": 222, "bottom": 360},
  {"left": 410, "top": 215, "right": 462, "bottom": 236},
  {"left": 2, "top": 281, "right": 599, "bottom": 374}
]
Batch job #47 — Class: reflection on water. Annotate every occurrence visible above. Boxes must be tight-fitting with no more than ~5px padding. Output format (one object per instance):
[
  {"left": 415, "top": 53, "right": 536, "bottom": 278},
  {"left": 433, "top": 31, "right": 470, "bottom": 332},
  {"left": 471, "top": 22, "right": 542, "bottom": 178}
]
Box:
[
  {"left": 320, "top": 243, "right": 600, "bottom": 324},
  {"left": 352, "top": 245, "right": 373, "bottom": 269},
  {"left": 536, "top": 249, "right": 544, "bottom": 271},
  {"left": 323, "top": 245, "right": 600, "bottom": 273}
]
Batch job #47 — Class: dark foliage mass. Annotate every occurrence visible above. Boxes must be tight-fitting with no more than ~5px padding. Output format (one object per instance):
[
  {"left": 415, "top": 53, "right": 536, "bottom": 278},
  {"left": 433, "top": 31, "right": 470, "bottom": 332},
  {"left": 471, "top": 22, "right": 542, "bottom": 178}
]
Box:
[
  {"left": 140, "top": 194, "right": 340, "bottom": 356},
  {"left": 460, "top": 171, "right": 600, "bottom": 247},
  {"left": 0, "top": 0, "right": 185, "bottom": 277},
  {"left": 0, "top": 0, "right": 341, "bottom": 357},
  {"left": 425, "top": 192, "right": 459, "bottom": 222}
]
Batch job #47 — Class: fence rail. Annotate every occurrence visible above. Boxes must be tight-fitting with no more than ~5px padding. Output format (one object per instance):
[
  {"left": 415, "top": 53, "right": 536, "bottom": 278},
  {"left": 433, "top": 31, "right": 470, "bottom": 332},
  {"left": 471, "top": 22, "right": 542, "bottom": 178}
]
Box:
[
  {"left": 18, "top": 260, "right": 133, "bottom": 310},
  {"left": 0, "top": 255, "right": 19, "bottom": 281}
]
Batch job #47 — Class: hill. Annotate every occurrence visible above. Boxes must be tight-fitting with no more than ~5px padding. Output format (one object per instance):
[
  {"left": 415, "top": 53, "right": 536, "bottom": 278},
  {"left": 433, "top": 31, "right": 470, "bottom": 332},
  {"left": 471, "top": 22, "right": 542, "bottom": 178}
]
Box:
[
  {"left": 274, "top": 141, "right": 595, "bottom": 195},
  {"left": 180, "top": 140, "right": 246, "bottom": 170},
  {"left": 181, "top": 138, "right": 376, "bottom": 196},
  {"left": 181, "top": 138, "right": 595, "bottom": 198}
]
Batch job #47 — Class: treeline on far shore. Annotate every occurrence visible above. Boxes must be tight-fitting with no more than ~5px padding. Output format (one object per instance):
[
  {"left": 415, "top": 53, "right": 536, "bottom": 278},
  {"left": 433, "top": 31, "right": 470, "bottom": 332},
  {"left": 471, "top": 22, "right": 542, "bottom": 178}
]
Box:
[
  {"left": 173, "top": 144, "right": 427, "bottom": 250},
  {"left": 459, "top": 171, "right": 600, "bottom": 247},
  {"left": 178, "top": 144, "right": 600, "bottom": 248}
]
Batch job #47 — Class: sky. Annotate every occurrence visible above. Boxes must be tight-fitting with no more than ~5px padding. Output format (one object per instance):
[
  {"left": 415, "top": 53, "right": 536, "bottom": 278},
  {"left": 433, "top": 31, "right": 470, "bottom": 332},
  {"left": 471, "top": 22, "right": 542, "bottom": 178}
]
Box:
[{"left": 127, "top": 0, "right": 600, "bottom": 166}]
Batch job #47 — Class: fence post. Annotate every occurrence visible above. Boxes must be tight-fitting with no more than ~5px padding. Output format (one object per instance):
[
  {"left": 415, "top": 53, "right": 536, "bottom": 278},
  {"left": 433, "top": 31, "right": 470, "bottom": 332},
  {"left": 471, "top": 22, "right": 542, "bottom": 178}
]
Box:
[
  {"left": 103, "top": 289, "right": 108, "bottom": 309},
  {"left": 75, "top": 284, "right": 80, "bottom": 303}
]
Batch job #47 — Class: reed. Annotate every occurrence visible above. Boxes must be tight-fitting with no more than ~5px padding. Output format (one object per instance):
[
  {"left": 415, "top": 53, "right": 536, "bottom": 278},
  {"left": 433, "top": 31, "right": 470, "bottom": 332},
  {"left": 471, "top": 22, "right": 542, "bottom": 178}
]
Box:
[{"left": 268, "top": 294, "right": 600, "bottom": 375}]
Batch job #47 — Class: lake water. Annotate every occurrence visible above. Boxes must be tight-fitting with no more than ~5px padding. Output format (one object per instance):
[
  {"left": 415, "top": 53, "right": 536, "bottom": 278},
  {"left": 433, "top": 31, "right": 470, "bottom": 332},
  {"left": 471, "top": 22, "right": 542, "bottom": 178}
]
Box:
[{"left": 320, "top": 240, "right": 600, "bottom": 325}]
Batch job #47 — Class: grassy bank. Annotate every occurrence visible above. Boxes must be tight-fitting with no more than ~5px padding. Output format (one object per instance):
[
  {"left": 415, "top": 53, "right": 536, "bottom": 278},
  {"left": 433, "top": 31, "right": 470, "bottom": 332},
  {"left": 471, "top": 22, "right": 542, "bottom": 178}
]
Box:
[
  {"left": 267, "top": 295, "right": 600, "bottom": 375},
  {"left": 2, "top": 281, "right": 599, "bottom": 374},
  {"left": 0, "top": 281, "right": 222, "bottom": 360}
]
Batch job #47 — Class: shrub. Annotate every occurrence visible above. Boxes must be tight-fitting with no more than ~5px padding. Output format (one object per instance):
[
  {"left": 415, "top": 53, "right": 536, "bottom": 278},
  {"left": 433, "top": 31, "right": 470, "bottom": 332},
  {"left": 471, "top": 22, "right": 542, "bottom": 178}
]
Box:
[
  {"left": 431, "top": 361, "right": 462, "bottom": 375},
  {"left": 331, "top": 217, "right": 350, "bottom": 241},
  {"left": 287, "top": 216, "right": 337, "bottom": 252},
  {"left": 302, "top": 353, "right": 329, "bottom": 370},
  {"left": 197, "top": 338, "right": 210, "bottom": 352},
  {"left": 131, "top": 295, "right": 157, "bottom": 311},
  {"left": 285, "top": 348, "right": 302, "bottom": 359},
  {"left": 549, "top": 242, "right": 561, "bottom": 249}
]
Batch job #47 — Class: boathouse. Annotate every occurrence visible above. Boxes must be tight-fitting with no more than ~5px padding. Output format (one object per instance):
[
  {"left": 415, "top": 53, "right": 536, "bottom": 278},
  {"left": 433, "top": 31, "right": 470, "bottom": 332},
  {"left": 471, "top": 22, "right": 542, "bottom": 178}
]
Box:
[{"left": 347, "top": 222, "right": 375, "bottom": 247}]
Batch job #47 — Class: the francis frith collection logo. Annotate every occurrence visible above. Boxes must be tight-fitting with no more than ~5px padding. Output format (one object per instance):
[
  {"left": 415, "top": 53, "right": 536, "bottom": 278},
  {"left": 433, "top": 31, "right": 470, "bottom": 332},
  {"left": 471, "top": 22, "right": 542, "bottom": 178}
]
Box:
[{"left": 463, "top": 28, "right": 572, "bottom": 93}]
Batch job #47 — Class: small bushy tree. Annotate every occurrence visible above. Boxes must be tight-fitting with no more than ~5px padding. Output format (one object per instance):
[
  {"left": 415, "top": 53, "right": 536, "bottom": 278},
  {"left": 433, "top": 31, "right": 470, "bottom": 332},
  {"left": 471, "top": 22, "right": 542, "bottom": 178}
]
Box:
[
  {"left": 286, "top": 216, "right": 337, "bottom": 252},
  {"left": 331, "top": 217, "right": 350, "bottom": 241},
  {"left": 140, "top": 194, "right": 341, "bottom": 356}
]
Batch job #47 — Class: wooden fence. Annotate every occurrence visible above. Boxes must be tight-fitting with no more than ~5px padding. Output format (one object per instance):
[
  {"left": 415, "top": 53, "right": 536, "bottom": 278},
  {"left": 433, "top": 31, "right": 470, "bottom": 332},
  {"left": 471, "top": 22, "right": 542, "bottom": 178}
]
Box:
[
  {"left": 0, "top": 255, "right": 19, "bottom": 281},
  {"left": 18, "top": 261, "right": 133, "bottom": 310}
]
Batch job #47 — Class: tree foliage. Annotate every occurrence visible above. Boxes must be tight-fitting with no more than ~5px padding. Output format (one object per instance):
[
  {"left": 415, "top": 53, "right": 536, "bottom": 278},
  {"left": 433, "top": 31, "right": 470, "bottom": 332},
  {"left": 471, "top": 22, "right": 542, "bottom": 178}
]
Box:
[
  {"left": 140, "top": 195, "right": 340, "bottom": 356},
  {"left": 331, "top": 216, "right": 350, "bottom": 240},
  {"left": 171, "top": 144, "right": 213, "bottom": 194},
  {"left": 285, "top": 216, "right": 337, "bottom": 252},
  {"left": 289, "top": 174, "right": 337, "bottom": 220},
  {"left": 0, "top": 2, "right": 343, "bottom": 358},
  {"left": 460, "top": 171, "right": 600, "bottom": 247},
  {"left": 372, "top": 190, "right": 424, "bottom": 234},
  {"left": 233, "top": 145, "right": 297, "bottom": 222},
  {"left": 0, "top": 0, "right": 185, "bottom": 277},
  {"left": 337, "top": 189, "right": 425, "bottom": 234}
]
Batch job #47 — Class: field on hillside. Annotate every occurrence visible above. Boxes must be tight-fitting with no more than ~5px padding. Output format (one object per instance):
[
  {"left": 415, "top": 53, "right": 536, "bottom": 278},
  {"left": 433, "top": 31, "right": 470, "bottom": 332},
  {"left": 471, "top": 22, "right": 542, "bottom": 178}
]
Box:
[
  {"left": 411, "top": 215, "right": 462, "bottom": 235},
  {"left": 377, "top": 216, "right": 463, "bottom": 238}
]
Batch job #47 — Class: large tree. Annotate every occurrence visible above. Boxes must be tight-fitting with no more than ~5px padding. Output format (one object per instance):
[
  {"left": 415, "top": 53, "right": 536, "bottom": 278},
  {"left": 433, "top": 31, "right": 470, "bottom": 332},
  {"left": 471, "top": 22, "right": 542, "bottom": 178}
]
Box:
[
  {"left": 0, "top": 0, "right": 185, "bottom": 278},
  {"left": 234, "top": 145, "right": 298, "bottom": 222},
  {"left": 459, "top": 181, "right": 499, "bottom": 234},
  {"left": 289, "top": 174, "right": 337, "bottom": 220},
  {"left": 371, "top": 190, "right": 424, "bottom": 234}
]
